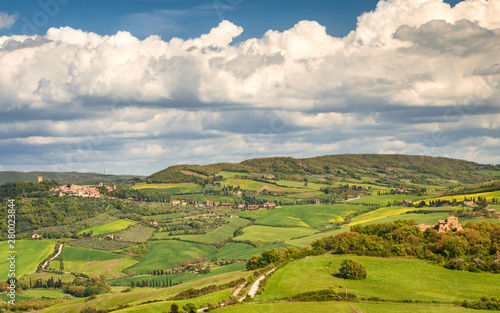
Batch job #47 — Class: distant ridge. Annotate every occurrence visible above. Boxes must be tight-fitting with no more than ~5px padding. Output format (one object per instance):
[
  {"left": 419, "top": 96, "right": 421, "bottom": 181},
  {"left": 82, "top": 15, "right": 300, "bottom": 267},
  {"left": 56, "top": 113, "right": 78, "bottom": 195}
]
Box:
[
  {"left": 147, "top": 154, "right": 497, "bottom": 184},
  {"left": 0, "top": 171, "right": 142, "bottom": 185}
]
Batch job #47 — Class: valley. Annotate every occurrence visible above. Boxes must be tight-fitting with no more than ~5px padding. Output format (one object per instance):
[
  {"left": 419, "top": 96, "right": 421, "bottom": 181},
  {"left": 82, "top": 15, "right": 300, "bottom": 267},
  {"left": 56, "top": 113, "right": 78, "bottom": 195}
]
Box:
[{"left": 1, "top": 154, "right": 500, "bottom": 312}]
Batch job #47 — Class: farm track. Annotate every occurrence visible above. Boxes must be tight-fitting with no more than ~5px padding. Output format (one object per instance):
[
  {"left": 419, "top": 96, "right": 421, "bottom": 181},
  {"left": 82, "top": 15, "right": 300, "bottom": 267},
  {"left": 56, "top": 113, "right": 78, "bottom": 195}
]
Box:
[
  {"left": 232, "top": 283, "right": 246, "bottom": 297},
  {"left": 247, "top": 268, "right": 275, "bottom": 299},
  {"left": 42, "top": 243, "right": 64, "bottom": 270}
]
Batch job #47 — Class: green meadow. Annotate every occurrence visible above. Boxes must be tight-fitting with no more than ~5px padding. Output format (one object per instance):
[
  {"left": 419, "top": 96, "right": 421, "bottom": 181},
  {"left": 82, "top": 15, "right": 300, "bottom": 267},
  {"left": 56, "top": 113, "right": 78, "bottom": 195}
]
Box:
[
  {"left": 423, "top": 190, "right": 500, "bottom": 204},
  {"left": 285, "top": 225, "right": 351, "bottom": 247},
  {"left": 109, "top": 262, "right": 245, "bottom": 286},
  {"left": 261, "top": 255, "right": 500, "bottom": 302},
  {"left": 115, "top": 225, "right": 154, "bottom": 242},
  {"left": 126, "top": 240, "right": 217, "bottom": 274},
  {"left": 214, "top": 302, "right": 490, "bottom": 313},
  {"left": 239, "top": 204, "right": 367, "bottom": 228},
  {"left": 77, "top": 219, "right": 136, "bottom": 236},
  {"left": 234, "top": 225, "right": 317, "bottom": 244},
  {"left": 212, "top": 242, "right": 293, "bottom": 260},
  {"left": 143, "top": 212, "right": 188, "bottom": 220},
  {"left": 0, "top": 240, "right": 55, "bottom": 280},
  {"left": 158, "top": 217, "right": 250, "bottom": 243},
  {"left": 59, "top": 247, "right": 137, "bottom": 279},
  {"left": 221, "top": 178, "right": 305, "bottom": 194},
  {"left": 132, "top": 182, "right": 203, "bottom": 192},
  {"left": 349, "top": 206, "right": 416, "bottom": 225},
  {"left": 20, "top": 288, "right": 68, "bottom": 299},
  {"left": 40, "top": 269, "right": 249, "bottom": 313},
  {"left": 348, "top": 194, "right": 425, "bottom": 206}
]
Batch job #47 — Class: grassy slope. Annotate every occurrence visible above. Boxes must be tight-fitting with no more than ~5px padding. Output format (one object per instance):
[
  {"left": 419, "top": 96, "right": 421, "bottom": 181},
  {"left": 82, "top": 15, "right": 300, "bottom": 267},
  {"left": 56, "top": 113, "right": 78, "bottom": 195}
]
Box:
[
  {"left": 261, "top": 255, "right": 500, "bottom": 302},
  {"left": 126, "top": 240, "right": 217, "bottom": 274},
  {"left": 109, "top": 262, "right": 246, "bottom": 286},
  {"left": 212, "top": 242, "right": 293, "bottom": 260},
  {"left": 0, "top": 240, "right": 55, "bottom": 280},
  {"left": 115, "top": 225, "right": 154, "bottom": 242},
  {"left": 156, "top": 217, "right": 250, "bottom": 243},
  {"left": 40, "top": 269, "right": 249, "bottom": 313},
  {"left": 349, "top": 194, "right": 425, "bottom": 205},
  {"left": 239, "top": 204, "right": 366, "bottom": 228},
  {"left": 213, "top": 302, "right": 489, "bottom": 313},
  {"left": 234, "top": 225, "right": 317, "bottom": 244},
  {"left": 131, "top": 182, "right": 204, "bottom": 195},
  {"left": 285, "top": 225, "right": 351, "bottom": 247},
  {"left": 77, "top": 220, "right": 136, "bottom": 236},
  {"left": 60, "top": 247, "right": 137, "bottom": 279},
  {"left": 423, "top": 190, "right": 500, "bottom": 204}
]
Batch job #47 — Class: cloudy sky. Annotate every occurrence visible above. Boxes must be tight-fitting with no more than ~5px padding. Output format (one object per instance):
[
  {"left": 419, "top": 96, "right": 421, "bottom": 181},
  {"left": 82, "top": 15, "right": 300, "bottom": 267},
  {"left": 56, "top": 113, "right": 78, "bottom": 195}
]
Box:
[{"left": 0, "top": 0, "right": 499, "bottom": 175}]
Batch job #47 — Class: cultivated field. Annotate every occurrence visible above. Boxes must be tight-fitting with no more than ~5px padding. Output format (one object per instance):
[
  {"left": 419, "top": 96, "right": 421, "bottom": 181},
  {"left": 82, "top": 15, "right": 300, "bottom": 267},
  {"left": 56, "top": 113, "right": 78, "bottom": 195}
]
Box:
[
  {"left": 160, "top": 217, "right": 250, "bottom": 243},
  {"left": 58, "top": 247, "right": 137, "bottom": 279},
  {"left": 109, "top": 262, "right": 245, "bottom": 287},
  {"left": 239, "top": 204, "right": 367, "bottom": 228},
  {"left": 213, "top": 302, "right": 489, "bottom": 313},
  {"left": 132, "top": 182, "right": 205, "bottom": 195},
  {"left": 422, "top": 190, "right": 500, "bottom": 204},
  {"left": 77, "top": 220, "right": 136, "bottom": 236},
  {"left": 261, "top": 255, "right": 500, "bottom": 302},
  {"left": 234, "top": 225, "right": 318, "bottom": 244},
  {"left": 115, "top": 224, "right": 154, "bottom": 242},
  {"left": 212, "top": 242, "right": 292, "bottom": 260},
  {"left": 125, "top": 240, "right": 217, "bottom": 274},
  {"left": 0, "top": 240, "right": 55, "bottom": 280}
]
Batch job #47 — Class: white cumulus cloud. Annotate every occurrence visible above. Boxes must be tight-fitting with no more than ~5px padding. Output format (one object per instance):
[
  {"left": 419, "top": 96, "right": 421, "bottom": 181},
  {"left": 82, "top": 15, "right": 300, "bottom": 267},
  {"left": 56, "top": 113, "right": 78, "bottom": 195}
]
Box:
[
  {"left": 0, "top": 12, "right": 17, "bottom": 29},
  {"left": 1, "top": 0, "right": 500, "bottom": 173}
]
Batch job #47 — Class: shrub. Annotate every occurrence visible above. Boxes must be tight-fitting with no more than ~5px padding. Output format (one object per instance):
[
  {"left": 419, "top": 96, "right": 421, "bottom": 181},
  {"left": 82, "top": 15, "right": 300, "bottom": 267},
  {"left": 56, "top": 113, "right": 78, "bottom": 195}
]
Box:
[{"left": 338, "top": 259, "right": 367, "bottom": 280}]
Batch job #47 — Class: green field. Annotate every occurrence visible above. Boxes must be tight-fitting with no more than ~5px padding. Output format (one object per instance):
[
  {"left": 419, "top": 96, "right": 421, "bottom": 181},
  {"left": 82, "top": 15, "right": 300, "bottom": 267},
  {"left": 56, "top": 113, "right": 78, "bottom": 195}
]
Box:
[
  {"left": 423, "top": 190, "right": 500, "bottom": 205},
  {"left": 39, "top": 268, "right": 249, "bottom": 313},
  {"left": 77, "top": 220, "right": 136, "bottom": 236},
  {"left": 239, "top": 204, "right": 367, "bottom": 228},
  {"left": 22, "top": 272, "right": 76, "bottom": 283},
  {"left": 20, "top": 288, "right": 68, "bottom": 299},
  {"left": 216, "top": 171, "right": 250, "bottom": 179},
  {"left": 285, "top": 226, "right": 351, "bottom": 247},
  {"left": 212, "top": 242, "right": 293, "bottom": 260},
  {"left": 115, "top": 225, "right": 154, "bottom": 242},
  {"left": 157, "top": 217, "right": 250, "bottom": 243},
  {"left": 59, "top": 247, "right": 137, "bottom": 279},
  {"left": 275, "top": 180, "right": 329, "bottom": 190},
  {"left": 131, "top": 182, "right": 205, "bottom": 195},
  {"left": 349, "top": 206, "right": 416, "bottom": 225},
  {"left": 61, "top": 246, "right": 124, "bottom": 261},
  {"left": 234, "top": 225, "right": 318, "bottom": 244},
  {"left": 260, "top": 255, "right": 500, "bottom": 302},
  {"left": 0, "top": 240, "right": 56, "bottom": 280},
  {"left": 213, "top": 302, "right": 491, "bottom": 313},
  {"left": 109, "top": 262, "right": 245, "bottom": 286},
  {"left": 126, "top": 240, "right": 217, "bottom": 274},
  {"left": 348, "top": 194, "right": 425, "bottom": 205},
  {"left": 171, "top": 194, "right": 243, "bottom": 203},
  {"left": 143, "top": 212, "right": 189, "bottom": 220},
  {"left": 381, "top": 212, "right": 451, "bottom": 225},
  {"left": 220, "top": 178, "right": 311, "bottom": 195}
]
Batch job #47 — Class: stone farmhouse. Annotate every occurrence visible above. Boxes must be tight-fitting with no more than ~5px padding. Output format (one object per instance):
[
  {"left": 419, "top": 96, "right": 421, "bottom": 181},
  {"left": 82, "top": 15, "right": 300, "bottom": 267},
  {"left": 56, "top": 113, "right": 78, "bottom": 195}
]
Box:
[{"left": 418, "top": 216, "right": 463, "bottom": 232}]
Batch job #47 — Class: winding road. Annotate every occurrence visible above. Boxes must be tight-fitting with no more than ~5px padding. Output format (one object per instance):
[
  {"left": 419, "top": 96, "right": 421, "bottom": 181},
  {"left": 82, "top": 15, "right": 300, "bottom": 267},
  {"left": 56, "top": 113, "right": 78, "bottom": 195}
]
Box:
[
  {"left": 245, "top": 268, "right": 276, "bottom": 300},
  {"left": 42, "top": 243, "right": 64, "bottom": 270}
]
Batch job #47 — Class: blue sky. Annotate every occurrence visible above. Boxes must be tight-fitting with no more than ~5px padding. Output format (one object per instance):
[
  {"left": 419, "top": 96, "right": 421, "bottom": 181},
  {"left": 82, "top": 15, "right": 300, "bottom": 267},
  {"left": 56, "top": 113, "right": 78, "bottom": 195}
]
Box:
[
  {"left": 1, "top": 0, "right": 462, "bottom": 39},
  {"left": 0, "top": 0, "right": 499, "bottom": 175}
]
